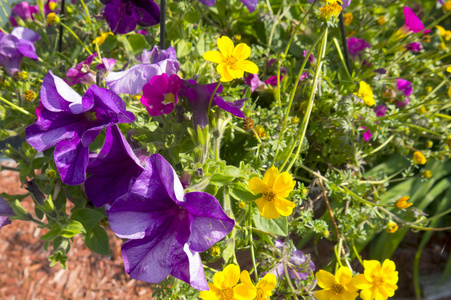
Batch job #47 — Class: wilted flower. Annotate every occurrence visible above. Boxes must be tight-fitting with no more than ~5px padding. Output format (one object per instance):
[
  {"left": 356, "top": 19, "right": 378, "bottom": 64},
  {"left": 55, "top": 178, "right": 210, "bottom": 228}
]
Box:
[
  {"left": 249, "top": 166, "right": 296, "bottom": 219},
  {"left": 395, "top": 98, "right": 410, "bottom": 108},
  {"left": 315, "top": 267, "right": 359, "bottom": 300},
  {"left": 0, "top": 27, "right": 40, "bottom": 77},
  {"left": 9, "top": 2, "right": 39, "bottom": 27},
  {"left": 353, "top": 259, "right": 399, "bottom": 300},
  {"left": 271, "top": 241, "right": 315, "bottom": 281},
  {"left": 198, "top": 0, "right": 258, "bottom": 12},
  {"left": 101, "top": 0, "right": 160, "bottom": 34},
  {"left": 25, "top": 71, "right": 135, "bottom": 185},
  {"left": 140, "top": 73, "right": 183, "bottom": 116},
  {"left": 0, "top": 196, "right": 15, "bottom": 230},
  {"left": 106, "top": 46, "right": 180, "bottom": 95},
  {"left": 347, "top": 37, "right": 371, "bottom": 58},
  {"left": 406, "top": 42, "right": 423, "bottom": 52},
  {"left": 374, "top": 104, "right": 387, "bottom": 117},
  {"left": 396, "top": 196, "right": 412, "bottom": 209},
  {"left": 303, "top": 50, "right": 316, "bottom": 64},
  {"left": 65, "top": 53, "right": 98, "bottom": 86},
  {"left": 203, "top": 36, "right": 258, "bottom": 82},
  {"left": 106, "top": 154, "right": 235, "bottom": 290}
]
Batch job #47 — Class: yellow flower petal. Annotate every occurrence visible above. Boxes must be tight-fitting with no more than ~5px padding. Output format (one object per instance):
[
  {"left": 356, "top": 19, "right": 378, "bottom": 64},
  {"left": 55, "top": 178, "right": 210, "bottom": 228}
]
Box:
[
  {"left": 227, "top": 64, "right": 244, "bottom": 79},
  {"left": 359, "top": 287, "right": 374, "bottom": 300},
  {"left": 213, "top": 269, "right": 227, "bottom": 289},
  {"left": 436, "top": 25, "right": 446, "bottom": 36},
  {"left": 264, "top": 166, "right": 279, "bottom": 188},
  {"left": 217, "top": 64, "right": 233, "bottom": 82},
  {"left": 240, "top": 270, "right": 254, "bottom": 286},
  {"left": 316, "top": 269, "right": 336, "bottom": 288},
  {"left": 217, "top": 36, "right": 234, "bottom": 57},
  {"left": 352, "top": 274, "right": 372, "bottom": 289},
  {"left": 256, "top": 273, "right": 277, "bottom": 292},
  {"left": 363, "top": 260, "right": 381, "bottom": 280},
  {"left": 315, "top": 289, "right": 333, "bottom": 300},
  {"left": 239, "top": 60, "right": 259, "bottom": 74},
  {"left": 448, "top": 85, "right": 451, "bottom": 98},
  {"left": 274, "top": 197, "right": 295, "bottom": 216},
  {"left": 203, "top": 50, "right": 225, "bottom": 64},
  {"left": 273, "top": 172, "right": 296, "bottom": 198},
  {"left": 335, "top": 266, "right": 353, "bottom": 286},
  {"left": 233, "top": 43, "right": 251, "bottom": 60},
  {"left": 222, "top": 264, "right": 241, "bottom": 288},
  {"left": 199, "top": 283, "right": 221, "bottom": 300},
  {"left": 255, "top": 197, "right": 280, "bottom": 219},
  {"left": 234, "top": 283, "right": 257, "bottom": 300},
  {"left": 249, "top": 177, "right": 268, "bottom": 194}
]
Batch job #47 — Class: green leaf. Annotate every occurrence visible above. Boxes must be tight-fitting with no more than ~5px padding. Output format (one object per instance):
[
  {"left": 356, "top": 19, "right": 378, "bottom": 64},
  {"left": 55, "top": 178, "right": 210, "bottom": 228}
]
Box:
[
  {"left": 60, "top": 220, "right": 86, "bottom": 238},
  {"left": 41, "top": 228, "right": 62, "bottom": 241},
  {"left": 100, "top": 35, "right": 118, "bottom": 52},
  {"left": 229, "top": 183, "right": 260, "bottom": 202},
  {"left": 83, "top": 225, "right": 110, "bottom": 256},
  {"left": 71, "top": 208, "right": 105, "bottom": 232},
  {"left": 252, "top": 207, "right": 288, "bottom": 236},
  {"left": 210, "top": 173, "right": 235, "bottom": 186},
  {"left": 31, "top": 156, "right": 50, "bottom": 169},
  {"left": 128, "top": 34, "right": 150, "bottom": 54},
  {"left": 177, "top": 40, "right": 192, "bottom": 58}
]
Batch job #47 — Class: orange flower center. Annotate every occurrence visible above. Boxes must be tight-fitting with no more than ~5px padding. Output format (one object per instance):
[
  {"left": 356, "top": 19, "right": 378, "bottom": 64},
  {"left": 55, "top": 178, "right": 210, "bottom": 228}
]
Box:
[
  {"left": 163, "top": 93, "right": 176, "bottom": 105},
  {"left": 225, "top": 56, "right": 237, "bottom": 67},
  {"left": 331, "top": 283, "right": 344, "bottom": 295},
  {"left": 255, "top": 288, "right": 266, "bottom": 300},
  {"left": 218, "top": 287, "right": 234, "bottom": 300},
  {"left": 372, "top": 275, "right": 384, "bottom": 287},
  {"left": 263, "top": 189, "right": 276, "bottom": 202}
]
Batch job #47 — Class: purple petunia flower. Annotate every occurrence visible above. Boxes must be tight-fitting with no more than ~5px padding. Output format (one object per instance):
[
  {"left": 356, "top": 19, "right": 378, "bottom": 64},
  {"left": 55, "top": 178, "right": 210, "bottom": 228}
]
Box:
[
  {"left": 101, "top": 0, "right": 160, "bottom": 34},
  {"left": 402, "top": 7, "right": 431, "bottom": 34},
  {"left": 303, "top": 50, "right": 316, "bottom": 64},
  {"left": 25, "top": 71, "right": 135, "bottom": 185},
  {"left": 347, "top": 37, "right": 371, "bottom": 58},
  {"left": 362, "top": 127, "right": 372, "bottom": 142},
  {"left": 141, "top": 73, "right": 183, "bottom": 116},
  {"left": 106, "top": 153, "right": 234, "bottom": 290},
  {"left": 180, "top": 80, "right": 247, "bottom": 129},
  {"left": 406, "top": 42, "right": 423, "bottom": 52},
  {"left": 271, "top": 241, "right": 315, "bottom": 281},
  {"left": 396, "top": 79, "right": 413, "bottom": 97},
  {"left": 374, "top": 104, "right": 387, "bottom": 117},
  {"left": 85, "top": 125, "right": 144, "bottom": 207},
  {"left": 96, "top": 57, "right": 116, "bottom": 73},
  {"left": 0, "top": 27, "right": 40, "bottom": 77},
  {"left": 65, "top": 53, "right": 98, "bottom": 86},
  {"left": 0, "top": 196, "right": 15, "bottom": 230},
  {"left": 199, "top": 0, "right": 258, "bottom": 12},
  {"left": 244, "top": 74, "right": 265, "bottom": 93},
  {"left": 9, "top": 2, "right": 39, "bottom": 27},
  {"left": 265, "top": 75, "right": 284, "bottom": 86},
  {"left": 106, "top": 46, "right": 180, "bottom": 95}
]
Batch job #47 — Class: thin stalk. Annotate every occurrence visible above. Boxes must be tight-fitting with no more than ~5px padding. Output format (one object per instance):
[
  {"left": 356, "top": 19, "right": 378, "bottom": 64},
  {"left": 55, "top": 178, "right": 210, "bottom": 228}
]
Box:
[
  {"left": 351, "top": 240, "right": 364, "bottom": 266},
  {"left": 338, "top": 12, "right": 351, "bottom": 75},
  {"left": 59, "top": 22, "right": 93, "bottom": 55},
  {"left": 361, "top": 135, "right": 394, "bottom": 158},
  {"left": 160, "top": 0, "right": 166, "bottom": 49},
  {"left": 57, "top": 0, "right": 65, "bottom": 52},
  {"left": 80, "top": 0, "right": 102, "bottom": 61},
  {"left": 0, "top": 96, "right": 33, "bottom": 116},
  {"left": 248, "top": 201, "right": 259, "bottom": 282},
  {"left": 284, "top": 262, "right": 299, "bottom": 300},
  {"left": 426, "top": 207, "right": 451, "bottom": 222},
  {"left": 333, "top": 38, "right": 352, "bottom": 80}
]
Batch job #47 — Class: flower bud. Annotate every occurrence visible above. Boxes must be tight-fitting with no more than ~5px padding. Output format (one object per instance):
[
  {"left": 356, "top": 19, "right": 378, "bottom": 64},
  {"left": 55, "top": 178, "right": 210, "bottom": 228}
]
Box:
[
  {"left": 47, "top": 13, "right": 60, "bottom": 25},
  {"left": 210, "top": 245, "right": 221, "bottom": 257},
  {"left": 386, "top": 221, "right": 398, "bottom": 233}
]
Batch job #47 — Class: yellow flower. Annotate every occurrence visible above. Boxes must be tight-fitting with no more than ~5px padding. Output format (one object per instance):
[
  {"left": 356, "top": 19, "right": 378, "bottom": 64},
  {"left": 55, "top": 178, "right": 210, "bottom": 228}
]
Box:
[
  {"left": 436, "top": 25, "right": 451, "bottom": 41},
  {"left": 385, "top": 221, "right": 398, "bottom": 233},
  {"left": 319, "top": 1, "right": 342, "bottom": 21},
  {"left": 199, "top": 264, "right": 257, "bottom": 300},
  {"left": 203, "top": 36, "right": 259, "bottom": 82},
  {"left": 377, "top": 15, "right": 386, "bottom": 25},
  {"left": 24, "top": 90, "right": 35, "bottom": 102},
  {"left": 93, "top": 32, "right": 113, "bottom": 46},
  {"left": 249, "top": 167, "right": 296, "bottom": 219},
  {"left": 416, "top": 106, "right": 427, "bottom": 114},
  {"left": 395, "top": 196, "right": 412, "bottom": 209},
  {"left": 343, "top": 12, "right": 353, "bottom": 25},
  {"left": 353, "top": 259, "right": 398, "bottom": 300},
  {"left": 422, "top": 170, "right": 432, "bottom": 178},
  {"left": 48, "top": 1, "right": 57, "bottom": 11},
  {"left": 443, "top": 1, "right": 451, "bottom": 11},
  {"left": 412, "top": 151, "right": 427, "bottom": 165},
  {"left": 47, "top": 13, "right": 60, "bottom": 25},
  {"left": 210, "top": 245, "right": 221, "bottom": 257},
  {"left": 254, "top": 125, "right": 266, "bottom": 138},
  {"left": 240, "top": 270, "right": 277, "bottom": 300},
  {"left": 315, "top": 267, "right": 359, "bottom": 300},
  {"left": 356, "top": 81, "right": 375, "bottom": 106},
  {"left": 448, "top": 66, "right": 451, "bottom": 73}
]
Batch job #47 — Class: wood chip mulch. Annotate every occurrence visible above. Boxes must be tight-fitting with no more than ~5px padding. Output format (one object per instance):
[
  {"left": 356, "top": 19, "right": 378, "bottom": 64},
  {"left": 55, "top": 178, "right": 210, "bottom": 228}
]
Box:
[{"left": 0, "top": 162, "right": 154, "bottom": 300}]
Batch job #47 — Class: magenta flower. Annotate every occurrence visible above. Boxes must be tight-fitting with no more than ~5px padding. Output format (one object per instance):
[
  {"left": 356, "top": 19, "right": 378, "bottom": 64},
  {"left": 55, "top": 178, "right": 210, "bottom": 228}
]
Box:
[
  {"left": 141, "top": 73, "right": 183, "bottom": 116},
  {"left": 106, "top": 46, "right": 180, "bottom": 95},
  {"left": 374, "top": 104, "right": 387, "bottom": 117},
  {"left": 244, "top": 74, "right": 265, "bottom": 93},
  {"left": 265, "top": 75, "right": 284, "bottom": 86},
  {"left": 303, "top": 50, "right": 316, "bottom": 64},
  {"left": 25, "top": 71, "right": 135, "bottom": 185},
  {"left": 85, "top": 125, "right": 144, "bottom": 207},
  {"left": 406, "top": 42, "right": 423, "bottom": 52},
  {"left": 96, "top": 57, "right": 116, "bottom": 73},
  {"left": 396, "top": 98, "right": 410, "bottom": 108},
  {"left": 199, "top": 0, "right": 258, "bottom": 12},
  {"left": 402, "top": 7, "right": 431, "bottom": 34},
  {"left": 65, "top": 53, "right": 98, "bottom": 86},
  {"left": 362, "top": 128, "right": 372, "bottom": 142},
  {"left": 396, "top": 79, "right": 413, "bottom": 97},
  {"left": 180, "top": 80, "right": 247, "bottom": 129},
  {"left": 9, "top": 2, "right": 39, "bottom": 27},
  {"left": 136, "top": 29, "right": 147, "bottom": 35},
  {"left": 106, "top": 153, "right": 234, "bottom": 290},
  {"left": 0, "top": 196, "right": 15, "bottom": 230},
  {"left": 347, "top": 37, "right": 371, "bottom": 58},
  {"left": 101, "top": 0, "right": 160, "bottom": 34},
  {"left": 0, "top": 27, "right": 40, "bottom": 77}
]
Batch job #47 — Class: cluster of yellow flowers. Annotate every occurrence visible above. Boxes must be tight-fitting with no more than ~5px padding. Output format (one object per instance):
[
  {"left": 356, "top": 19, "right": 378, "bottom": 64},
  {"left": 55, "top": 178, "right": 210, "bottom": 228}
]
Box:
[
  {"left": 356, "top": 81, "right": 375, "bottom": 106},
  {"left": 315, "top": 260, "right": 398, "bottom": 300},
  {"left": 319, "top": 0, "right": 343, "bottom": 21},
  {"left": 199, "top": 264, "right": 276, "bottom": 300}
]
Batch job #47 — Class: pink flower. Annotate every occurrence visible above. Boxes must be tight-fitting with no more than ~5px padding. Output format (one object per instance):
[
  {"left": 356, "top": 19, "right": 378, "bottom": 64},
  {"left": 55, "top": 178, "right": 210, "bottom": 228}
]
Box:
[
  {"left": 396, "top": 79, "right": 412, "bottom": 97},
  {"left": 265, "top": 75, "right": 283, "bottom": 86},
  {"left": 244, "top": 74, "right": 265, "bottom": 93},
  {"left": 362, "top": 127, "right": 372, "bottom": 142},
  {"left": 406, "top": 42, "right": 423, "bottom": 52},
  {"left": 141, "top": 73, "right": 183, "bottom": 116},
  {"left": 9, "top": 2, "right": 39, "bottom": 27},
  {"left": 347, "top": 37, "right": 371, "bottom": 58},
  {"left": 402, "top": 7, "right": 431, "bottom": 34},
  {"left": 374, "top": 105, "right": 387, "bottom": 117}
]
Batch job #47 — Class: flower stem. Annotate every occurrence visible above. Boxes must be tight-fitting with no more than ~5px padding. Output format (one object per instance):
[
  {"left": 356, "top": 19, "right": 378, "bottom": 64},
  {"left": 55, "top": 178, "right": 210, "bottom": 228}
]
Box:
[
  {"left": 57, "top": 0, "right": 66, "bottom": 52},
  {"left": 207, "top": 82, "right": 221, "bottom": 114},
  {"left": 0, "top": 96, "right": 33, "bottom": 116},
  {"left": 284, "top": 262, "right": 299, "bottom": 300},
  {"left": 248, "top": 201, "right": 259, "bottom": 282},
  {"left": 59, "top": 22, "right": 93, "bottom": 55},
  {"left": 160, "top": 0, "right": 166, "bottom": 49},
  {"left": 338, "top": 12, "right": 351, "bottom": 75}
]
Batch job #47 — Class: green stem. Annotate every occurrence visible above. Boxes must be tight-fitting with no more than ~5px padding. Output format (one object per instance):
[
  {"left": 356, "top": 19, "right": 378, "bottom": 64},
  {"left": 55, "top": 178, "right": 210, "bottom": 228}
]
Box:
[
  {"left": 284, "top": 262, "right": 299, "bottom": 300},
  {"left": 360, "top": 135, "right": 394, "bottom": 158},
  {"left": 0, "top": 96, "right": 33, "bottom": 116},
  {"left": 59, "top": 22, "right": 93, "bottom": 55},
  {"left": 351, "top": 240, "right": 364, "bottom": 266},
  {"left": 207, "top": 82, "right": 221, "bottom": 113},
  {"left": 426, "top": 207, "right": 451, "bottom": 222},
  {"left": 333, "top": 38, "right": 352, "bottom": 80},
  {"left": 248, "top": 201, "right": 259, "bottom": 281}
]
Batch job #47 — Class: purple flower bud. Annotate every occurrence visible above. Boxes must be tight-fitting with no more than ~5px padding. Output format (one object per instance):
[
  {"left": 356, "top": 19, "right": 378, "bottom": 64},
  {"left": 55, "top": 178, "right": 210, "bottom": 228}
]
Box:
[{"left": 406, "top": 42, "right": 423, "bottom": 52}]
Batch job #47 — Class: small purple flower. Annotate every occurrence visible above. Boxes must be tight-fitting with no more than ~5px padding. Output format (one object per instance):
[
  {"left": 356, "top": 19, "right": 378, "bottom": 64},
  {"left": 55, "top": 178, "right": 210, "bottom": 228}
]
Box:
[
  {"left": 136, "top": 29, "right": 147, "bottom": 35},
  {"left": 244, "top": 74, "right": 265, "bottom": 93},
  {"left": 347, "top": 37, "right": 371, "bottom": 58},
  {"left": 141, "top": 73, "right": 183, "bottom": 116},
  {"left": 406, "top": 42, "right": 423, "bottom": 52},
  {"left": 402, "top": 7, "right": 431, "bottom": 34},
  {"left": 9, "top": 2, "right": 39, "bottom": 27},
  {"left": 265, "top": 75, "right": 284, "bottom": 86},
  {"left": 106, "top": 46, "right": 180, "bottom": 95},
  {"left": 85, "top": 125, "right": 144, "bottom": 207},
  {"left": 0, "top": 196, "right": 15, "bottom": 230},
  {"left": 342, "top": 0, "right": 352, "bottom": 8},
  {"left": 0, "top": 27, "right": 40, "bottom": 77},
  {"left": 106, "top": 153, "right": 234, "bottom": 290},
  {"left": 180, "top": 80, "right": 247, "bottom": 129},
  {"left": 362, "top": 127, "right": 372, "bottom": 142},
  {"left": 271, "top": 241, "right": 315, "bottom": 281},
  {"left": 396, "top": 98, "right": 410, "bottom": 108},
  {"left": 396, "top": 79, "right": 413, "bottom": 97},
  {"left": 44, "top": 0, "right": 60, "bottom": 15},
  {"left": 303, "top": 50, "right": 316, "bottom": 64},
  {"left": 199, "top": 0, "right": 258, "bottom": 12},
  {"left": 299, "top": 71, "right": 309, "bottom": 82},
  {"left": 101, "top": 0, "right": 160, "bottom": 34},
  {"left": 374, "top": 68, "right": 387, "bottom": 75},
  {"left": 374, "top": 104, "right": 387, "bottom": 117},
  {"left": 65, "top": 53, "right": 98, "bottom": 86},
  {"left": 96, "top": 57, "right": 116, "bottom": 73},
  {"left": 25, "top": 71, "right": 135, "bottom": 185}
]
